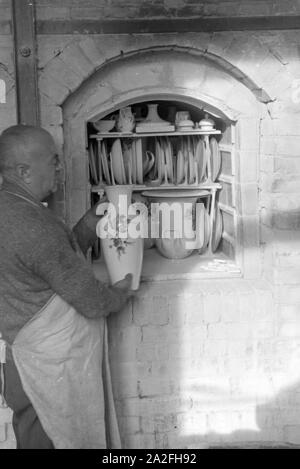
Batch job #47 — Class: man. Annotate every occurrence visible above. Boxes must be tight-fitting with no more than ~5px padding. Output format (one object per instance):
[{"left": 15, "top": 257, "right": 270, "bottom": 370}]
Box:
[{"left": 0, "top": 125, "right": 134, "bottom": 449}]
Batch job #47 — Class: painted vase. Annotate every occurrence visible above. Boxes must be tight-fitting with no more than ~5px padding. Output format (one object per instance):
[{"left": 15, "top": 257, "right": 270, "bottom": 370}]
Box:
[{"left": 99, "top": 185, "right": 144, "bottom": 290}]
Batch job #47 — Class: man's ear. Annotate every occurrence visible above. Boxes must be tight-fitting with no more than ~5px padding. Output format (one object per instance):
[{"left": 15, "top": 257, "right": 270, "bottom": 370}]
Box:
[{"left": 15, "top": 164, "right": 31, "bottom": 183}]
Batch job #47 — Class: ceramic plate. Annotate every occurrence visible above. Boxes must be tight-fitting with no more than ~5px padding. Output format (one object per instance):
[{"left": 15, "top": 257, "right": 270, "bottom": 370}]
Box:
[
  {"left": 210, "top": 137, "right": 221, "bottom": 182},
  {"left": 188, "top": 151, "right": 195, "bottom": 184},
  {"left": 198, "top": 208, "right": 210, "bottom": 254},
  {"left": 88, "top": 143, "right": 99, "bottom": 184},
  {"left": 97, "top": 140, "right": 103, "bottom": 183},
  {"left": 101, "top": 142, "right": 111, "bottom": 184},
  {"left": 111, "top": 139, "right": 126, "bottom": 184},
  {"left": 195, "top": 138, "right": 206, "bottom": 182},
  {"left": 135, "top": 138, "right": 144, "bottom": 185},
  {"left": 212, "top": 206, "right": 223, "bottom": 252},
  {"left": 131, "top": 141, "right": 137, "bottom": 184},
  {"left": 164, "top": 138, "right": 173, "bottom": 182},
  {"left": 142, "top": 189, "right": 210, "bottom": 199},
  {"left": 176, "top": 150, "right": 184, "bottom": 184},
  {"left": 157, "top": 139, "right": 164, "bottom": 183}
]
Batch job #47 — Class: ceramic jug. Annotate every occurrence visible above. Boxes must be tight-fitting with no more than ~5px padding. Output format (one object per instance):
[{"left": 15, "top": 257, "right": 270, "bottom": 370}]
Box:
[{"left": 116, "top": 107, "right": 135, "bottom": 132}]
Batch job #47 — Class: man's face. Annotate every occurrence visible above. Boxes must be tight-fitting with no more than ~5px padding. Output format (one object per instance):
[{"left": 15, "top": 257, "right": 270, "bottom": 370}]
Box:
[{"left": 29, "top": 136, "right": 61, "bottom": 200}]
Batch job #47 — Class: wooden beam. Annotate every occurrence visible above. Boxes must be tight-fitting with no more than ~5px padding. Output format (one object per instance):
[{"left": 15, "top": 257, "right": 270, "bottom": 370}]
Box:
[
  {"left": 36, "top": 16, "right": 300, "bottom": 35},
  {"left": 12, "top": 0, "right": 39, "bottom": 126}
]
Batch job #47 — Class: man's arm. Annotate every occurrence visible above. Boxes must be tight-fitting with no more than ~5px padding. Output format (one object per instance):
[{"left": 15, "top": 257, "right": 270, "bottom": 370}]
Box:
[
  {"left": 72, "top": 202, "right": 105, "bottom": 256},
  {"left": 20, "top": 209, "right": 132, "bottom": 318}
]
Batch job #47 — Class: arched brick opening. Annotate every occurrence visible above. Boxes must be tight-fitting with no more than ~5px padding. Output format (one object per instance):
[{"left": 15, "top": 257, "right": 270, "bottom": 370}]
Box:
[
  {"left": 56, "top": 46, "right": 267, "bottom": 279},
  {"left": 39, "top": 44, "right": 286, "bottom": 449}
]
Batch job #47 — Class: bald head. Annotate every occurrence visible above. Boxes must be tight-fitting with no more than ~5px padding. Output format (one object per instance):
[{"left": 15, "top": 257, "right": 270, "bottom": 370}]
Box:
[
  {"left": 0, "top": 125, "right": 55, "bottom": 173},
  {"left": 0, "top": 125, "right": 60, "bottom": 200}
]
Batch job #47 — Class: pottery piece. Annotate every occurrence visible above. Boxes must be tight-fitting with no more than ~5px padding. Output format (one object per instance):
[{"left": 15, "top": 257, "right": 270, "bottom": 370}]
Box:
[
  {"left": 116, "top": 107, "right": 135, "bottom": 133},
  {"left": 93, "top": 119, "right": 115, "bottom": 133},
  {"left": 143, "top": 104, "right": 170, "bottom": 125},
  {"left": 212, "top": 205, "right": 223, "bottom": 253},
  {"left": 142, "top": 191, "right": 205, "bottom": 259},
  {"left": 199, "top": 113, "right": 215, "bottom": 131},
  {"left": 210, "top": 137, "right": 221, "bottom": 182},
  {"left": 143, "top": 151, "right": 155, "bottom": 177},
  {"left": 111, "top": 139, "right": 126, "bottom": 184},
  {"left": 175, "top": 111, "right": 191, "bottom": 125},
  {"left": 100, "top": 185, "right": 144, "bottom": 290}
]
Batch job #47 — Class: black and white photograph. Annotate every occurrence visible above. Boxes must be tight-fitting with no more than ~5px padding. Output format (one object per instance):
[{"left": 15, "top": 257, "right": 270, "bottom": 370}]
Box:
[{"left": 0, "top": 0, "right": 300, "bottom": 453}]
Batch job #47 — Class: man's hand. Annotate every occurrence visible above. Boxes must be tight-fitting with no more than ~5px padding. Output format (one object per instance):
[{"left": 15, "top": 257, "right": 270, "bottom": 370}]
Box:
[
  {"left": 112, "top": 273, "right": 136, "bottom": 297},
  {"left": 82, "top": 198, "right": 108, "bottom": 232},
  {"left": 108, "top": 274, "right": 136, "bottom": 313},
  {"left": 73, "top": 198, "right": 108, "bottom": 255}
]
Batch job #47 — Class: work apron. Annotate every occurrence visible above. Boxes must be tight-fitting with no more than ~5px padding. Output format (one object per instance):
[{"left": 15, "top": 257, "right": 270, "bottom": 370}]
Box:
[{"left": 10, "top": 294, "right": 121, "bottom": 449}]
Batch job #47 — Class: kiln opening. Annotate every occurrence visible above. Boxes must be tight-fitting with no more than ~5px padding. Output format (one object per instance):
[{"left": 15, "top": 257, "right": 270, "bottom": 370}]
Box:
[{"left": 87, "top": 99, "right": 241, "bottom": 281}]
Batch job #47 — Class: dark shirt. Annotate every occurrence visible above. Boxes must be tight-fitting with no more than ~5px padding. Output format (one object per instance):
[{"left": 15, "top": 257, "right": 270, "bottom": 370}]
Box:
[{"left": 0, "top": 179, "right": 119, "bottom": 345}]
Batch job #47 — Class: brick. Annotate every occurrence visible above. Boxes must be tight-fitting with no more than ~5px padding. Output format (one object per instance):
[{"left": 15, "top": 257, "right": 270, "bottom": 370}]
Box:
[
  {"left": 262, "top": 136, "right": 300, "bottom": 158},
  {"left": 239, "top": 183, "right": 259, "bottom": 216},
  {"left": 70, "top": 85, "right": 113, "bottom": 119},
  {"left": 70, "top": 157, "right": 88, "bottom": 191},
  {"left": 220, "top": 292, "right": 240, "bottom": 322},
  {"left": 39, "top": 73, "right": 69, "bottom": 105},
  {"left": 168, "top": 296, "right": 186, "bottom": 327},
  {"left": 261, "top": 114, "right": 300, "bottom": 137},
  {"left": 277, "top": 286, "right": 300, "bottom": 304},
  {"left": 274, "top": 267, "right": 300, "bottom": 286},
  {"left": 274, "top": 158, "right": 300, "bottom": 175},
  {"left": 271, "top": 175, "right": 300, "bottom": 194},
  {"left": 136, "top": 341, "right": 156, "bottom": 362},
  {"left": 59, "top": 41, "right": 95, "bottom": 80},
  {"left": 151, "top": 297, "right": 169, "bottom": 326},
  {"left": 78, "top": 37, "right": 106, "bottom": 68},
  {"left": 138, "top": 377, "right": 174, "bottom": 398},
  {"left": 207, "top": 323, "right": 227, "bottom": 340},
  {"left": 271, "top": 210, "right": 300, "bottom": 230},
  {"left": 237, "top": 118, "right": 260, "bottom": 152},
  {"left": 40, "top": 95, "right": 63, "bottom": 127},
  {"left": 38, "top": 36, "right": 70, "bottom": 69},
  {"left": 43, "top": 57, "right": 83, "bottom": 93},
  {"left": 279, "top": 304, "right": 300, "bottom": 322},
  {"left": 184, "top": 295, "right": 203, "bottom": 324},
  {"left": 112, "top": 362, "right": 140, "bottom": 399},
  {"left": 278, "top": 322, "right": 300, "bottom": 339},
  {"left": 284, "top": 426, "right": 300, "bottom": 445},
  {"left": 277, "top": 253, "right": 300, "bottom": 269},
  {"left": 36, "top": 6, "right": 70, "bottom": 20},
  {"left": 203, "top": 293, "right": 221, "bottom": 323}
]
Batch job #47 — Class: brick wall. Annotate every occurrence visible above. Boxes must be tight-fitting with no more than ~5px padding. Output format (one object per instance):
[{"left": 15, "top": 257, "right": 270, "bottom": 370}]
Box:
[
  {"left": 108, "top": 279, "right": 300, "bottom": 448},
  {"left": 0, "top": 0, "right": 16, "bottom": 450},
  {"left": 1, "top": 0, "right": 300, "bottom": 450},
  {"left": 35, "top": 0, "right": 300, "bottom": 19},
  {"left": 38, "top": 28, "right": 299, "bottom": 448},
  {"left": 0, "top": 0, "right": 16, "bottom": 134}
]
